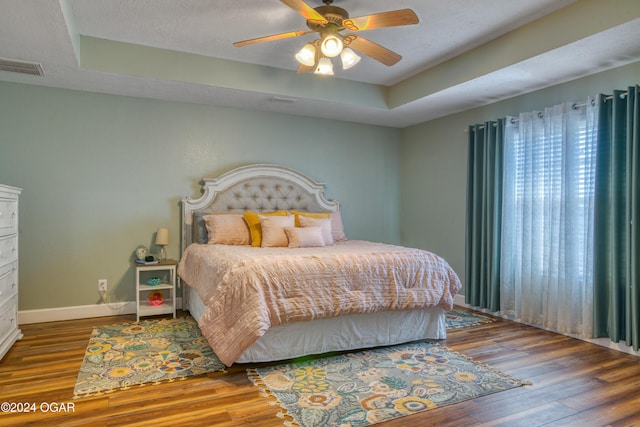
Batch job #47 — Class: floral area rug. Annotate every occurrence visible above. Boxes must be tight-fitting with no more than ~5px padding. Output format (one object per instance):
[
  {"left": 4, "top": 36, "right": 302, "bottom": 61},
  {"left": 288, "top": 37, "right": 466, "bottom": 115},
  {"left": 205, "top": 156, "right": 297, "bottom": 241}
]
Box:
[
  {"left": 73, "top": 316, "right": 225, "bottom": 398},
  {"left": 446, "top": 308, "right": 495, "bottom": 329},
  {"left": 248, "top": 342, "right": 527, "bottom": 427}
]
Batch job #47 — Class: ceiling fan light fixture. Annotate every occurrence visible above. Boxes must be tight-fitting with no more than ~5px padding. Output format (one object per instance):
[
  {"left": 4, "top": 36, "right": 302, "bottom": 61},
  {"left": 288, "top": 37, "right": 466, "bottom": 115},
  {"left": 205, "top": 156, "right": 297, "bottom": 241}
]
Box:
[
  {"left": 340, "top": 48, "right": 361, "bottom": 70},
  {"left": 320, "top": 34, "right": 343, "bottom": 58},
  {"left": 295, "top": 43, "right": 316, "bottom": 66},
  {"left": 232, "top": 2, "right": 419, "bottom": 77},
  {"left": 314, "top": 57, "right": 334, "bottom": 76}
]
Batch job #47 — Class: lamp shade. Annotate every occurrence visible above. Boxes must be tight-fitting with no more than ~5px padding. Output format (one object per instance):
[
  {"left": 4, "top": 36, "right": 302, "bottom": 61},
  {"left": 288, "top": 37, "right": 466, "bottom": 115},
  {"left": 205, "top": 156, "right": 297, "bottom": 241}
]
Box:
[
  {"left": 314, "top": 57, "right": 334, "bottom": 75},
  {"left": 156, "top": 228, "right": 169, "bottom": 246},
  {"left": 295, "top": 43, "right": 316, "bottom": 66},
  {"left": 340, "top": 48, "right": 361, "bottom": 70}
]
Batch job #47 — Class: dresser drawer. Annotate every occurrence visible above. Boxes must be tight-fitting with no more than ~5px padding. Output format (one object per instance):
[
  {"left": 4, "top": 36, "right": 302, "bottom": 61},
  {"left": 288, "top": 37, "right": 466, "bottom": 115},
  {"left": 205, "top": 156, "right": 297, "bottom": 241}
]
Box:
[
  {"left": 0, "top": 235, "right": 17, "bottom": 266},
  {"left": 0, "top": 198, "right": 18, "bottom": 237},
  {"left": 0, "top": 261, "right": 17, "bottom": 303},
  {"left": 0, "top": 295, "right": 18, "bottom": 346}
]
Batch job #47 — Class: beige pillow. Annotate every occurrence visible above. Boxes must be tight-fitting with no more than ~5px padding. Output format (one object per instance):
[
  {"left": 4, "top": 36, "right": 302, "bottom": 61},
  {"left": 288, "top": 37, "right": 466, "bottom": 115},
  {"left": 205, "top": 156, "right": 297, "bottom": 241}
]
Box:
[
  {"left": 330, "top": 211, "right": 346, "bottom": 241},
  {"left": 298, "top": 216, "right": 333, "bottom": 246},
  {"left": 243, "top": 210, "right": 288, "bottom": 247},
  {"left": 284, "top": 227, "right": 326, "bottom": 248},
  {"left": 259, "top": 215, "right": 295, "bottom": 247},
  {"left": 204, "top": 214, "right": 250, "bottom": 245}
]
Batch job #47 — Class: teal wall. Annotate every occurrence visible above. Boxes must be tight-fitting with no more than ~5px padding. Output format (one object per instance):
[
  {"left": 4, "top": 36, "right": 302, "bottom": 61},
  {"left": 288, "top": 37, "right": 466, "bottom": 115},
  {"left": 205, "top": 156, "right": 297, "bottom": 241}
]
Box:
[
  {"left": 2, "top": 59, "right": 639, "bottom": 312},
  {"left": 400, "top": 60, "right": 640, "bottom": 295},
  {"left": 0, "top": 83, "right": 400, "bottom": 310}
]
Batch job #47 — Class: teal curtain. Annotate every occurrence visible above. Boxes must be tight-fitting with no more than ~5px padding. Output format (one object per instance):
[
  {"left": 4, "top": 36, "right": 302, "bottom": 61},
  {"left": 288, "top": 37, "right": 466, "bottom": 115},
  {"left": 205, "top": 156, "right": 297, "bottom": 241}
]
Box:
[
  {"left": 593, "top": 86, "right": 640, "bottom": 350},
  {"left": 465, "top": 120, "right": 504, "bottom": 311}
]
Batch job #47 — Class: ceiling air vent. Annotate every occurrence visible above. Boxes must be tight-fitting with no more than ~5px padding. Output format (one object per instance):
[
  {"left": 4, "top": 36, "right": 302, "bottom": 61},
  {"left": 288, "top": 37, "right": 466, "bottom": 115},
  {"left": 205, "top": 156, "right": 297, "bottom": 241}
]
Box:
[
  {"left": 0, "top": 58, "right": 44, "bottom": 76},
  {"left": 270, "top": 96, "right": 297, "bottom": 104}
]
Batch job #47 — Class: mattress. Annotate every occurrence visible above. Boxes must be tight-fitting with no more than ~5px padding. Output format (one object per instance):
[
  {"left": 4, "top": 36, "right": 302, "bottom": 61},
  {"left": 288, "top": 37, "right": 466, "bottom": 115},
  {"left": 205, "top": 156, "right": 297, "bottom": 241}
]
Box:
[{"left": 187, "top": 287, "right": 447, "bottom": 363}]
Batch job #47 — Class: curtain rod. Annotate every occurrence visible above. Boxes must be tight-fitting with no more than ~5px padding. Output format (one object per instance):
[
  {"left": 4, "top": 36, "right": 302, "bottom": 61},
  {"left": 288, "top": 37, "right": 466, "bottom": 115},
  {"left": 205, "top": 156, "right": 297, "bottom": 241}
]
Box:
[{"left": 469, "top": 91, "right": 629, "bottom": 130}]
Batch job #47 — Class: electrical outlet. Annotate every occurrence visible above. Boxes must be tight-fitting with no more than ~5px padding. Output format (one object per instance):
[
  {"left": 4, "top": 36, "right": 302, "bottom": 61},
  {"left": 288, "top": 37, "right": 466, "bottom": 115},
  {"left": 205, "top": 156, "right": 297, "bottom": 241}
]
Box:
[{"left": 98, "top": 279, "right": 107, "bottom": 293}]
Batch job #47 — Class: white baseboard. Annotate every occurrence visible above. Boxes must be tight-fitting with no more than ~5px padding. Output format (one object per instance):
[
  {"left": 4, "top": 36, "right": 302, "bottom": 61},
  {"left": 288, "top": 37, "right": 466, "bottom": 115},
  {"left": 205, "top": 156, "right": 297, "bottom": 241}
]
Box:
[
  {"left": 22, "top": 296, "right": 460, "bottom": 325},
  {"left": 18, "top": 298, "right": 183, "bottom": 324},
  {"left": 18, "top": 298, "right": 466, "bottom": 325},
  {"left": 584, "top": 337, "right": 639, "bottom": 356},
  {"left": 453, "top": 294, "right": 467, "bottom": 307},
  {"left": 456, "top": 296, "right": 639, "bottom": 358}
]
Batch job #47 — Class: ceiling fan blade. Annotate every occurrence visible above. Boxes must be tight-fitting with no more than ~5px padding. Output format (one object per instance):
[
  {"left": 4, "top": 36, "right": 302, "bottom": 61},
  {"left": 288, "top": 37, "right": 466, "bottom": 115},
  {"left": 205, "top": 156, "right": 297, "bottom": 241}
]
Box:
[
  {"left": 280, "top": 0, "right": 327, "bottom": 25},
  {"left": 344, "top": 35, "right": 402, "bottom": 66},
  {"left": 343, "top": 9, "right": 419, "bottom": 31},
  {"left": 233, "top": 30, "right": 311, "bottom": 47},
  {"left": 297, "top": 63, "right": 315, "bottom": 74}
]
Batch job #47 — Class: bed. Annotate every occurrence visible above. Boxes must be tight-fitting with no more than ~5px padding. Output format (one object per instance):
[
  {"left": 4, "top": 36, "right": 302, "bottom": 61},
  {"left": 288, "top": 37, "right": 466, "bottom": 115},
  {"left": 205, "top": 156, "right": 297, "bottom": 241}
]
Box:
[{"left": 178, "top": 164, "right": 461, "bottom": 366}]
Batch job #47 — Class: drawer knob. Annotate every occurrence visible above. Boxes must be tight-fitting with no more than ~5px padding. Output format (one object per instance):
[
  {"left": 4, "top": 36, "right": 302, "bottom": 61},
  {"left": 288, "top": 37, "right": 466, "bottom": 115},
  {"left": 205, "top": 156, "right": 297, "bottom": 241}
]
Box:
[{"left": 12, "top": 282, "right": 16, "bottom": 288}]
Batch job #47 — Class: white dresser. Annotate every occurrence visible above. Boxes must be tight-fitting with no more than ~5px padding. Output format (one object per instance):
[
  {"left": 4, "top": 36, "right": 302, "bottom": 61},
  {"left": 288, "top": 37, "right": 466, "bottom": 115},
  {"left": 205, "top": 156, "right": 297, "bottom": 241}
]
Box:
[{"left": 0, "top": 184, "right": 21, "bottom": 360}]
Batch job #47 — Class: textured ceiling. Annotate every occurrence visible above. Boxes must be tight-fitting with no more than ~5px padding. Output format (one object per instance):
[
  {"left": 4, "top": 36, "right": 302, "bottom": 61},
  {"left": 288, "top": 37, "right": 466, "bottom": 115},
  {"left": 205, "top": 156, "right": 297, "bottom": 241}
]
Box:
[{"left": 1, "top": 0, "right": 640, "bottom": 127}]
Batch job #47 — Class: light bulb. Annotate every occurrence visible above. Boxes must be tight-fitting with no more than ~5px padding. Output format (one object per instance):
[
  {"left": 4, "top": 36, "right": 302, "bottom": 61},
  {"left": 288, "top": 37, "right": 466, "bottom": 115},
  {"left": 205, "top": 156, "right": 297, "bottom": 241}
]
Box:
[{"left": 320, "top": 34, "right": 343, "bottom": 58}]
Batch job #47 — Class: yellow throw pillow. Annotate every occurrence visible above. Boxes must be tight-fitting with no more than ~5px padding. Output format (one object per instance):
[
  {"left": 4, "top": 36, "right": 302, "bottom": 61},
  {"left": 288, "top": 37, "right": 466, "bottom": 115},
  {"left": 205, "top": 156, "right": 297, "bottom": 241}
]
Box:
[
  {"left": 290, "top": 210, "right": 330, "bottom": 227},
  {"left": 243, "top": 210, "right": 288, "bottom": 247}
]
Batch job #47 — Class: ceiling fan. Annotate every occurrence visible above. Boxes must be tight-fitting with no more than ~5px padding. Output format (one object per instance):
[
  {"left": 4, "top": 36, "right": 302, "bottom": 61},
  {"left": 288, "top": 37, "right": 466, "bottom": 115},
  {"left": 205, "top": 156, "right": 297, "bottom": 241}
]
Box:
[{"left": 233, "top": 0, "right": 419, "bottom": 75}]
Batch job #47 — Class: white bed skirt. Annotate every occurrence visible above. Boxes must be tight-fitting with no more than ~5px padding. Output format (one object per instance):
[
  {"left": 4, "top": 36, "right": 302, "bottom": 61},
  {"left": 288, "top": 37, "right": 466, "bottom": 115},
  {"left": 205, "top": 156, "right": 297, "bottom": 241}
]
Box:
[{"left": 187, "top": 287, "right": 447, "bottom": 363}]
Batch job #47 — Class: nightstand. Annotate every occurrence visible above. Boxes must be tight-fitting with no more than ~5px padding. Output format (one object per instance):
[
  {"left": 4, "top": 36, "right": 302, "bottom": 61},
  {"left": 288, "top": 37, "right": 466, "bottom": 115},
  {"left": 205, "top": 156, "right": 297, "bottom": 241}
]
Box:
[{"left": 135, "top": 259, "right": 177, "bottom": 322}]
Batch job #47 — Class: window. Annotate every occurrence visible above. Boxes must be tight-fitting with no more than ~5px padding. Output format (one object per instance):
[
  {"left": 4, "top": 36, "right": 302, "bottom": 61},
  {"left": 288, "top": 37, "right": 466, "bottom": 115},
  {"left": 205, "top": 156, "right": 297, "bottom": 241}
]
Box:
[{"left": 500, "top": 101, "right": 597, "bottom": 336}]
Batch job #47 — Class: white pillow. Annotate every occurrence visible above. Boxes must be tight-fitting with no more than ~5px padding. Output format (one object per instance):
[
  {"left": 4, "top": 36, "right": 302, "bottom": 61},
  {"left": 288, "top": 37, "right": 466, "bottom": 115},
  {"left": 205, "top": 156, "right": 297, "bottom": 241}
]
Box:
[
  {"left": 259, "top": 215, "right": 295, "bottom": 247},
  {"left": 204, "top": 214, "right": 251, "bottom": 245},
  {"left": 299, "top": 216, "right": 333, "bottom": 246},
  {"left": 284, "top": 227, "right": 326, "bottom": 248}
]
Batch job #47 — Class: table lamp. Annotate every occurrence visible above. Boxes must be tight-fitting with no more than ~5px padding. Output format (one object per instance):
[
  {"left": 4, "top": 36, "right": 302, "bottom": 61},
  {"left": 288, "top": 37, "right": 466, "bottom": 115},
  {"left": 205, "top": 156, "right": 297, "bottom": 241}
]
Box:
[{"left": 156, "top": 228, "right": 169, "bottom": 260}]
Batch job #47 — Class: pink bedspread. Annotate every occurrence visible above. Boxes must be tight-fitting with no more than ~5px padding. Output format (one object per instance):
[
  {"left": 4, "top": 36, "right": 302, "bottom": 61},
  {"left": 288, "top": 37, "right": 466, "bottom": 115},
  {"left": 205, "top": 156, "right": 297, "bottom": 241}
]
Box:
[{"left": 178, "top": 240, "right": 461, "bottom": 365}]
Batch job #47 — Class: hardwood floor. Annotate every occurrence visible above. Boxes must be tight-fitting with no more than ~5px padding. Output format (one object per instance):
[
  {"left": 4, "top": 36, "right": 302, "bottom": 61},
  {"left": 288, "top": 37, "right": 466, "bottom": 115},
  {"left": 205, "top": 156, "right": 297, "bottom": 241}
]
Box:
[{"left": 1, "top": 309, "right": 639, "bottom": 427}]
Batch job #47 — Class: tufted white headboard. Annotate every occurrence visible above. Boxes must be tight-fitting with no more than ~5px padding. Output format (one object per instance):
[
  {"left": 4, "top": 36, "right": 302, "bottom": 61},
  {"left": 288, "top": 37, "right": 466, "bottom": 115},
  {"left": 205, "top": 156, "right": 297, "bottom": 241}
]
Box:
[{"left": 181, "top": 164, "right": 339, "bottom": 253}]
